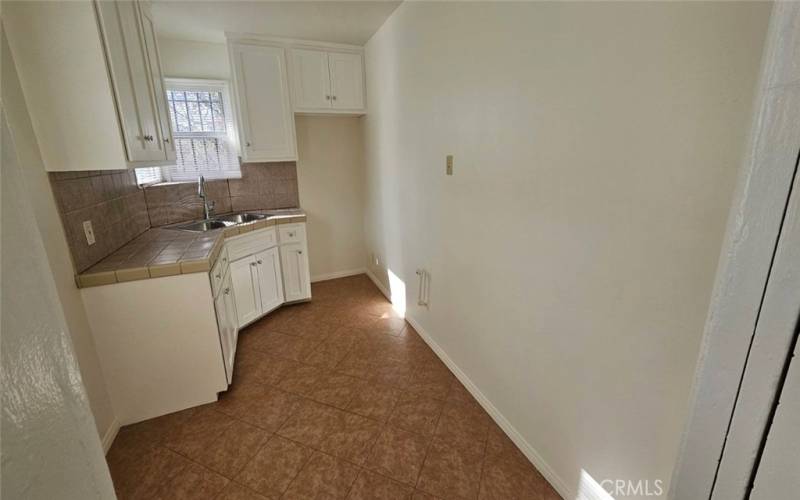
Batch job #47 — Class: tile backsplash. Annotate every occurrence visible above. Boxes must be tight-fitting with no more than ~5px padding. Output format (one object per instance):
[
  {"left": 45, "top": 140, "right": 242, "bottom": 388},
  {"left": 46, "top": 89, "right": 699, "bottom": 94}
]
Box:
[
  {"left": 50, "top": 170, "right": 150, "bottom": 274},
  {"left": 50, "top": 162, "right": 300, "bottom": 274},
  {"left": 143, "top": 162, "right": 299, "bottom": 226}
]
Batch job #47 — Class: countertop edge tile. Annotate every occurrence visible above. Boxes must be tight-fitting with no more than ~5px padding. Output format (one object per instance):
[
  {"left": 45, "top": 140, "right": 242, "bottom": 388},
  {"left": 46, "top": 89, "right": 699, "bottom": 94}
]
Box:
[
  {"left": 149, "top": 263, "right": 182, "bottom": 278},
  {"left": 75, "top": 209, "right": 306, "bottom": 289},
  {"left": 115, "top": 267, "right": 150, "bottom": 283},
  {"left": 79, "top": 271, "right": 118, "bottom": 288}
]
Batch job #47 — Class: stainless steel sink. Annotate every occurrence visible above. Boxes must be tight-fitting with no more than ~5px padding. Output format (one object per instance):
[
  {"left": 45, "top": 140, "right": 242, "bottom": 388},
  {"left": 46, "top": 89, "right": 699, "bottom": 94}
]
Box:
[
  {"left": 214, "top": 212, "right": 269, "bottom": 224},
  {"left": 171, "top": 220, "right": 231, "bottom": 232},
  {"left": 166, "top": 212, "right": 272, "bottom": 232}
]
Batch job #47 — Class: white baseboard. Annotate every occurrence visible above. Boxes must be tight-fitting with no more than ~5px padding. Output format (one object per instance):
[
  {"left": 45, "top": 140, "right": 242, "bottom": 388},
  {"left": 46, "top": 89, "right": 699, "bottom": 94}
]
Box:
[
  {"left": 101, "top": 418, "right": 120, "bottom": 455},
  {"left": 365, "top": 269, "right": 574, "bottom": 500},
  {"left": 311, "top": 268, "right": 366, "bottom": 283}
]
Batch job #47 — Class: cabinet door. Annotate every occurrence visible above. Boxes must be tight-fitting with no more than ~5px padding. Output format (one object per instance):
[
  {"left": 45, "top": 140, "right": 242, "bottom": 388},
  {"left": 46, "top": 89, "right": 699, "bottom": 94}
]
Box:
[
  {"left": 230, "top": 43, "right": 297, "bottom": 161},
  {"left": 328, "top": 52, "right": 365, "bottom": 111},
  {"left": 223, "top": 271, "right": 239, "bottom": 356},
  {"left": 280, "top": 243, "right": 311, "bottom": 302},
  {"left": 138, "top": 2, "right": 175, "bottom": 161},
  {"left": 255, "top": 247, "right": 285, "bottom": 314},
  {"left": 215, "top": 270, "right": 237, "bottom": 384},
  {"left": 291, "top": 49, "right": 332, "bottom": 111},
  {"left": 230, "top": 256, "right": 261, "bottom": 328},
  {"left": 95, "top": 0, "right": 164, "bottom": 162},
  {"left": 214, "top": 284, "right": 233, "bottom": 384}
]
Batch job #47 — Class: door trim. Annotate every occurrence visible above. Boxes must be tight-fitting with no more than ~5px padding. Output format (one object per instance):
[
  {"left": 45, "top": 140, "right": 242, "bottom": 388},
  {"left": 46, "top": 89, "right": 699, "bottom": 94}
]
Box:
[{"left": 669, "top": 3, "right": 800, "bottom": 498}]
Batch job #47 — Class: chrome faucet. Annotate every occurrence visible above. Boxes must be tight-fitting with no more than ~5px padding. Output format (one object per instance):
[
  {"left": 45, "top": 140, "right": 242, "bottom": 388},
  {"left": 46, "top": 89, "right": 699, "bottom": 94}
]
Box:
[{"left": 197, "top": 175, "right": 215, "bottom": 220}]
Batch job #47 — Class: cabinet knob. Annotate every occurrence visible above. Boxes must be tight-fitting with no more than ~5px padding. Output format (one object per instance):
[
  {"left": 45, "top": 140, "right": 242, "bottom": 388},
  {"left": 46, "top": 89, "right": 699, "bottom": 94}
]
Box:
[
  {"left": 215, "top": 273, "right": 221, "bottom": 279},
  {"left": 325, "top": 95, "right": 330, "bottom": 100},
  {"left": 332, "top": 96, "right": 337, "bottom": 101},
  {"left": 224, "top": 287, "right": 230, "bottom": 295},
  {"left": 298, "top": 250, "right": 303, "bottom": 255},
  {"left": 246, "top": 141, "right": 251, "bottom": 147},
  {"left": 250, "top": 262, "right": 257, "bottom": 267},
  {"left": 164, "top": 138, "right": 170, "bottom": 143},
  {"left": 257, "top": 260, "right": 263, "bottom": 264}
]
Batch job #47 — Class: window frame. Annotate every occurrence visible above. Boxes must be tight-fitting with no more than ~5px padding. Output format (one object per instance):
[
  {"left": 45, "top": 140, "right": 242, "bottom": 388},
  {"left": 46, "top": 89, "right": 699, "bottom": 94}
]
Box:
[{"left": 135, "top": 78, "right": 241, "bottom": 186}]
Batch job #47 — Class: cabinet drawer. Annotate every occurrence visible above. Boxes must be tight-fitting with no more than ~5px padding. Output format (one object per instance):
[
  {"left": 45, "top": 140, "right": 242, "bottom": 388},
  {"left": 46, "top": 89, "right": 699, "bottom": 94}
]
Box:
[
  {"left": 278, "top": 224, "right": 305, "bottom": 245},
  {"left": 210, "top": 247, "right": 229, "bottom": 297},
  {"left": 226, "top": 227, "right": 277, "bottom": 261}
]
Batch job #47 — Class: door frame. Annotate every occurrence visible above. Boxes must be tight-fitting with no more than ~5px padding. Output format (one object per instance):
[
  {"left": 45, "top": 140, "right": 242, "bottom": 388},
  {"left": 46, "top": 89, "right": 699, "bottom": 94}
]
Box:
[{"left": 669, "top": 3, "right": 800, "bottom": 498}]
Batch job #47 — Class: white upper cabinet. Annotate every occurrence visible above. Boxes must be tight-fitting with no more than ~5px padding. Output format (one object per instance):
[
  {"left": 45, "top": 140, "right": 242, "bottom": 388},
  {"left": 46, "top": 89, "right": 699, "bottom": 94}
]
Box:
[
  {"left": 328, "top": 52, "right": 365, "bottom": 111},
  {"left": 3, "top": 0, "right": 174, "bottom": 171},
  {"left": 96, "top": 0, "right": 166, "bottom": 163},
  {"left": 137, "top": 1, "right": 176, "bottom": 161},
  {"left": 291, "top": 49, "right": 333, "bottom": 111},
  {"left": 229, "top": 42, "right": 297, "bottom": 162},
  {"left": 290, "top": 47, "right": 365, "bottom": 114}
]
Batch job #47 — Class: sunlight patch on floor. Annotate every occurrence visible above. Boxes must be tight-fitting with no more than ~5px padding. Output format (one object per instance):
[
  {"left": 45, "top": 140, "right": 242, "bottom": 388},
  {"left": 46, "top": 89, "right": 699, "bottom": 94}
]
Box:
[{"left": 387, "top": 268, "right": 406, "bottom": 317}]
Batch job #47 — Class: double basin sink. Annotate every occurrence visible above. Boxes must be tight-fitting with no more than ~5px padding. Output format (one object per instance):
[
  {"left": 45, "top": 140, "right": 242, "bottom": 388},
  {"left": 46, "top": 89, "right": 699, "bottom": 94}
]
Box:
[{"left": 168, "top": 212, "right": 269, "bottom": 232}]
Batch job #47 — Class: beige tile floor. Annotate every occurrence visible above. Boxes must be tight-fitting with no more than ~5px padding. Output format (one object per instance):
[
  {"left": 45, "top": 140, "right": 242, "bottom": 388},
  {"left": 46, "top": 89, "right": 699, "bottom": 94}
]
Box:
[{"left": 107, "top": 274, "right": 561, "bottom": 500}]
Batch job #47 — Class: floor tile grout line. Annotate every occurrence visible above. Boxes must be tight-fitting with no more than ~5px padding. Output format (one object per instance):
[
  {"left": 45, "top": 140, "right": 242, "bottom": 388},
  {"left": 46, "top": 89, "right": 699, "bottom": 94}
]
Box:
[
  {"left": 412, "top": 379, "right": 450, "bottom": 494},
  {"left": 273, "top": 442, "right": 316, "bottom": 499},
  {"left": 111, "top": 277, "right": 549, "bottom": 499}
]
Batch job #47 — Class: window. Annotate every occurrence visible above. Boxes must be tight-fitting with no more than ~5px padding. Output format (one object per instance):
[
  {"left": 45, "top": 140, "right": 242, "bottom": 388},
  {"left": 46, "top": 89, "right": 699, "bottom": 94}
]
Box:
[{"left": 135, "top": 79, "right": 240, "bottom": 185}]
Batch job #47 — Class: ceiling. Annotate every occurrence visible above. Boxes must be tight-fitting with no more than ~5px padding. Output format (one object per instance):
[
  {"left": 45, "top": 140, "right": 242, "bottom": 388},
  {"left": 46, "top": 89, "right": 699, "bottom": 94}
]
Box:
[{"left": 151, "top": 1, "right": 402, "bottom": 45}]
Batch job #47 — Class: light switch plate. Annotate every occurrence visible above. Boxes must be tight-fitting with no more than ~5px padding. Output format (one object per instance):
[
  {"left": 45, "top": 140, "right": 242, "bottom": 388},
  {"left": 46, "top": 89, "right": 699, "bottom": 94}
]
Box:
[
  {"left": 83, "top": 220, "right": 96, "bottom": 246},
  {"left": 446, "top": 155, "right": 454, "bottom": 175}
]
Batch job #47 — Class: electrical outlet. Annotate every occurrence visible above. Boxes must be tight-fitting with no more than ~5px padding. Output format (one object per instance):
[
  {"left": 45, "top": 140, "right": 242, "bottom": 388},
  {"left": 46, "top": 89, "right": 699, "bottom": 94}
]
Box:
[
  {"left": 83, "top": 220, "right": 96, "bottom": 246},
  {"left": 446, "top": 155, "right": 454, "bottom": 175}
]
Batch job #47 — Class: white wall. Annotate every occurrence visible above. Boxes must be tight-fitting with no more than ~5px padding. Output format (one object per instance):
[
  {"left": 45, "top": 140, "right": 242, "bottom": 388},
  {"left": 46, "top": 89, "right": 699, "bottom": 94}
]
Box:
[
  {"left": 2, "top": 103, "right": 115, "bottom": 499},
  {"left": 1, "top": 26, "right": 117, "bottom": 442},
  {"left": 158, "top": 37, "right": 367, "bottom": 281},
  {"left": 362, "top": 2, "right": 769, "bottom": 499},
  {"left": 296, "top": 115, "right": 366, "bottom": 280},
  {"left": 159, "top": 37, "right": 231, "bottom": 80}
]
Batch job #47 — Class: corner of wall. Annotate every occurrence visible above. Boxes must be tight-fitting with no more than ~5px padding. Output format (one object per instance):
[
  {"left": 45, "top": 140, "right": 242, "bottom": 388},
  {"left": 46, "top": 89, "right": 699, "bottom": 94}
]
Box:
[
  {"left": 2, "top": 27, "right": 118, "bottom": 440},
  {"left": 364, "top": 270, "right": 574, "bottom": 500}
]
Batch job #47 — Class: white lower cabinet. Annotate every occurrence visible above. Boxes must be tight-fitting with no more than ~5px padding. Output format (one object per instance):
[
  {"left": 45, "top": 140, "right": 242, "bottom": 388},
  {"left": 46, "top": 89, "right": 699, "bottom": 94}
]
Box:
[
  {"left": 255, "top": 247, "right": 285, "bottom": 313},
  {"left": 280, "top": 242, "right": 311, "bottom": 302},
  {"left": 80, "top": 222, "right": 311, "bottom": 424},
  {"left": 214, "top": 269, "right": 238, "bottom": 384},
  {"left": 230, "top": 255, "right": 263, "bottom": 327},
  {"left": 229, "top": 223, "right": 311, "bottom": 328}
]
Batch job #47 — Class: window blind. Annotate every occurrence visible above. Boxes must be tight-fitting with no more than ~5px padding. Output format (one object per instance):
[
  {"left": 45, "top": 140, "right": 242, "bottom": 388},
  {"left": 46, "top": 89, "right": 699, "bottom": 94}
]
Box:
[
  {"left": 134, "top": 166, "right": 163, "bottom": 185},
  {"left": 163, "top": 80, "right": 241, "bottom": 182}
]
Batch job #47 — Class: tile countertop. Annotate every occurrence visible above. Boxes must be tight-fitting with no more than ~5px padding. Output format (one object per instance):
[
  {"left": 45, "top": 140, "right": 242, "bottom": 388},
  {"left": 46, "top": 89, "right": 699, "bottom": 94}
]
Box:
[{"left": 77, "top": 208, "right": 306, "bottom": 288}]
